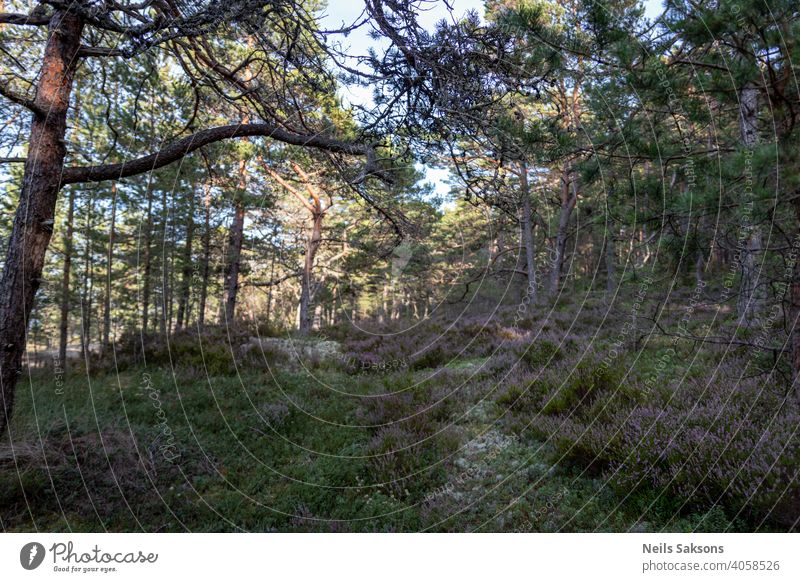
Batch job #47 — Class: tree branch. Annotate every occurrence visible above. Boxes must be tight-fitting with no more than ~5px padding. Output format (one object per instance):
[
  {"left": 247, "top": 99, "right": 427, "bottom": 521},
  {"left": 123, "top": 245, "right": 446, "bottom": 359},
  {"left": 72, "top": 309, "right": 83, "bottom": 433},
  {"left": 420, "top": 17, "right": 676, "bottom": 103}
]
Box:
[
  {"left": 0, "top": 12, "right": 51, "bottom": 26},
  {"left": 0, "top": 83, "right": 40, "bottom": 114},
  {"left": 60, "top": 123, "right": 381, "bottom": 185},
  {"left": 260, "top": 159, "right": 315, "bottom": 213},
  {"left": 247, "top": 272, "right": 302, "bottom": 288},
  {"left": 77, "top": 45, "right": 127, "bottom": 58}
]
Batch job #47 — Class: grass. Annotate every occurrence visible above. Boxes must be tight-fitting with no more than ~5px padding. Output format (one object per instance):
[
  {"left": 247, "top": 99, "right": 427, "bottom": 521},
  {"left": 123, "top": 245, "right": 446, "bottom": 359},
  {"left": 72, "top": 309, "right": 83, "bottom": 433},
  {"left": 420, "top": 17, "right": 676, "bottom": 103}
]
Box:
[{"left": 0, "top": 297, "right": 788, "bottom": 532}]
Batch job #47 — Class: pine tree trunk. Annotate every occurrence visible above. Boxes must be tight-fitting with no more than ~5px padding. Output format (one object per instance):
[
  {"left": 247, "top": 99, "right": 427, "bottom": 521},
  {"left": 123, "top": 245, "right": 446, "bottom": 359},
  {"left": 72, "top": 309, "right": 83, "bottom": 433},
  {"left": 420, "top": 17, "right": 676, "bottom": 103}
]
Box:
[
  {"left": 299, "top": 211, "right": 323, "bottom": 334},
  {"left": 103, "top": 183, "right": 117, "bottom": 348},
  {"left": 549, "top": 166, "right": 578, "bottom": 296},
  {"left": 380, "top": 282, "right": 389, "bottom": 324},
  {"left": 223, "top": 159, "right": 249, "bottom": 327},
  {"left": 81, "top": 192, "right": 94, "bottom": 359},
  {"left": 159, "top": 188, "right": 169, "bottom": 337},
  {"left": 0, "top": 11, "right": 84, "bottom": 436},
  {"left": 519, "top": 162, "right": 537, "bottom": 301},
  {"left": 223, "top": 201, "right": 245, "bottom": 325},
  {"left": 167, "top": 202, "right": 176, "bottom": 335},
  {"left": 737, "top": 82, "right": 763, "bottom": 324},
  {"left": 199, "top": 185, "right": 212, "bottom": 329},
  {"left": 141, "top": 188, "right": 154, "bottom": 335},
  {"left": 605, "top": 229, "right": 616, "bottom": 295},
  {"left": 266, "top": 250, "right": 275, "bottom": 324},
  {"left": 58, "top": 187, "right": 76, "bottom": 369},
  {"left": 695, "top": 240, "right": 705, "bottom": 288},
  {"left": 176, "top": 187, "right": 196, "bottom": 331}
]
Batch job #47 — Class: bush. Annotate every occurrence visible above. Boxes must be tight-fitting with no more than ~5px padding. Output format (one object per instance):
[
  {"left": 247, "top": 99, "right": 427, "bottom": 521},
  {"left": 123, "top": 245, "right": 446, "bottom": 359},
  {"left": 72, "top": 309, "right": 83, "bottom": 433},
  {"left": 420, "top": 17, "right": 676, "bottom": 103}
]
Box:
[
  {"left": 411, "top": 346, "right": 447, "bottom": 370},
  {"left": 540, "top": 359, "right": 627, "bottom": 415},
  {"left": 364, "top": 425, "right": 460, "bottom": 500},
  {"left": 106, "top": 327, "right": 278, "bottom": 376},
  {"left": 519, "top": 361, "right": 800, "bottom": 527},
  {"left": 609, "top": 375, "right": 800, "bottom": 526},
  {"left": 520, "top": 339, "right": 563, "bottom": 368}
]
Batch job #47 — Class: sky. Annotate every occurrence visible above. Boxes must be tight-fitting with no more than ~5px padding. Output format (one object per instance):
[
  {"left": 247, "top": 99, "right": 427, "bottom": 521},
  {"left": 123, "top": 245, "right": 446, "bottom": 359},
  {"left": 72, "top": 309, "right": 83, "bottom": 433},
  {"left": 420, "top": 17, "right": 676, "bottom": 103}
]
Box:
[{"left": 319, "top": 0, "right": 666, "bottom": 199}]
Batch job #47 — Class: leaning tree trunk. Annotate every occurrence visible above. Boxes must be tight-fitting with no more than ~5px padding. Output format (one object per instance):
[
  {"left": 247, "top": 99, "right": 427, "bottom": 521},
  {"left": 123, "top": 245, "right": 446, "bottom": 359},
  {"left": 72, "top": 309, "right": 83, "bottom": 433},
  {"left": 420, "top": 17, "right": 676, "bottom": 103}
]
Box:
[
  {"left": 299, "top": 211, "right": 323, "bottom": 334},
  {"left": 222, "top": 200, "right": 245, "bottom": 326},
  {"left": 58, "top": 187, "right": 76, "bottom": 369},
  {"left": 548, "top": 166, "right": 578, "bottom": 296},
  {"left": 0, "top": 11, "right": 84, "bottom": 436},
  {"left": 519, "top": 162, "right": 537, "bottom": 302},
  {"left": 737, "top": 81, "right": 763, "bottom": 325}
]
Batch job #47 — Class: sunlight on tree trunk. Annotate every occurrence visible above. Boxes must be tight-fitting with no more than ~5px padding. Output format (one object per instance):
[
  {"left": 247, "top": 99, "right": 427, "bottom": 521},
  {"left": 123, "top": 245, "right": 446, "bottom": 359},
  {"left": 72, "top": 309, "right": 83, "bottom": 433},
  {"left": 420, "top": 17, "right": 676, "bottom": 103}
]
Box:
[{"left": 0, "top": 11, "right": 84, "bottom": 436}]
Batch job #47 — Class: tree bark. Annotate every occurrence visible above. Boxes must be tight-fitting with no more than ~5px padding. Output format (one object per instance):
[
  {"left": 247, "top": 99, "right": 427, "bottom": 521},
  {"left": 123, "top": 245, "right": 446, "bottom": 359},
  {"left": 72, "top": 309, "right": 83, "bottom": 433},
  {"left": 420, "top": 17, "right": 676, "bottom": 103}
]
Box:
[
  {"left": 299, "top": 210, "right": 323, "bottom": 334},
  {"left": 518, "top": 161, "right": 537, "bottom": 302},
  {"left": 222, "top": 200, "right": 246, "bottom": 326},
  {"left": 266, "top": 246, "right": 276, "bottom": 324},
  {"left": 694, "top": 235, "right": 705, "bottom": 289},
  {"left": 176, "top": 186, "right": 196, "bottom": 331},
  {"left": 606, "top": 229, "right": 616, "bottom": 295},
  {"left": 737, "top": 81, "right": 763, "bottom": 325},
  {"left": 198, "top": 185, "right": 212, "bottom": 329},
  {"left": 60, "top": 124, "right": 379, "bottom": 186},
  {"left": 58, "top": 187, "right": 76, "bottom": 369},
  {"left": 141, "top": 186, "right": 154, "bottom": 335},
  {"left": 103, "top": 182, "right": 117, "bottom": 348},
  {"left": 81, "top": 191, "right": 94, "bottom": 359},
  {"left": 159, "top": 187, "right": 170, "bottom": 336},
  {"left": 548, "top": 166, "right": 578, "bottom": 296},
  {"left": 0, "top": 10, "right": 84, "bottom": 436}
]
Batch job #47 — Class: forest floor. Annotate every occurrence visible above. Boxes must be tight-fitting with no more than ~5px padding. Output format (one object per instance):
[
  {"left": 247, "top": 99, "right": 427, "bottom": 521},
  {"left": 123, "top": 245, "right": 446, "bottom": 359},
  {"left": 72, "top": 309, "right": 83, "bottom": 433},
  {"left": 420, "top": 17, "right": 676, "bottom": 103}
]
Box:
[{"left": 0, "top": 294, "right": 792, "bottom": 532}]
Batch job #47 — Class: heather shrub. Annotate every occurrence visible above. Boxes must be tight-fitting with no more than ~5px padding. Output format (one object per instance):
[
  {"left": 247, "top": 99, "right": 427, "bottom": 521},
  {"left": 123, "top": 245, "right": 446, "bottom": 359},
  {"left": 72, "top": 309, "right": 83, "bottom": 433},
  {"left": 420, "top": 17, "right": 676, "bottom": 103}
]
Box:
[
  {"left": 341, "top": 315, "right": 503, "bottom": 375},
  {"left": 540, "top": 358, "right": 629, "bottom": 415},
  {"left": 520, "top": 339, "right": 563, "bottom": 368},
  {"left": 495, "top": 383, "right": 525, "bottom": 410},
  {"left": 110, "top": 328, "right": 251, "bottom": 375},
  {"left": 364, "top": 425, "right": 460, "bottom": 499},
  {"left": 173, "top": 341, "right": 238, "bottom": 376},
  {"left": 357, "top": 382, "right": 460, "bottom": 431},
  {"left": 609, "top": 375, "right": 800, "bottom": 526},
  {"left": 539, "top": 415, "right": 621, "bottom": 471},
  {"left": 259, "top": 402, "right": 292, "bottom": 429},
  {"left": 495, "top": 377, "right": 551, "bottom": 412},
  {"left": 411, "top": 346, "right": 448, "bottom": 370}
]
